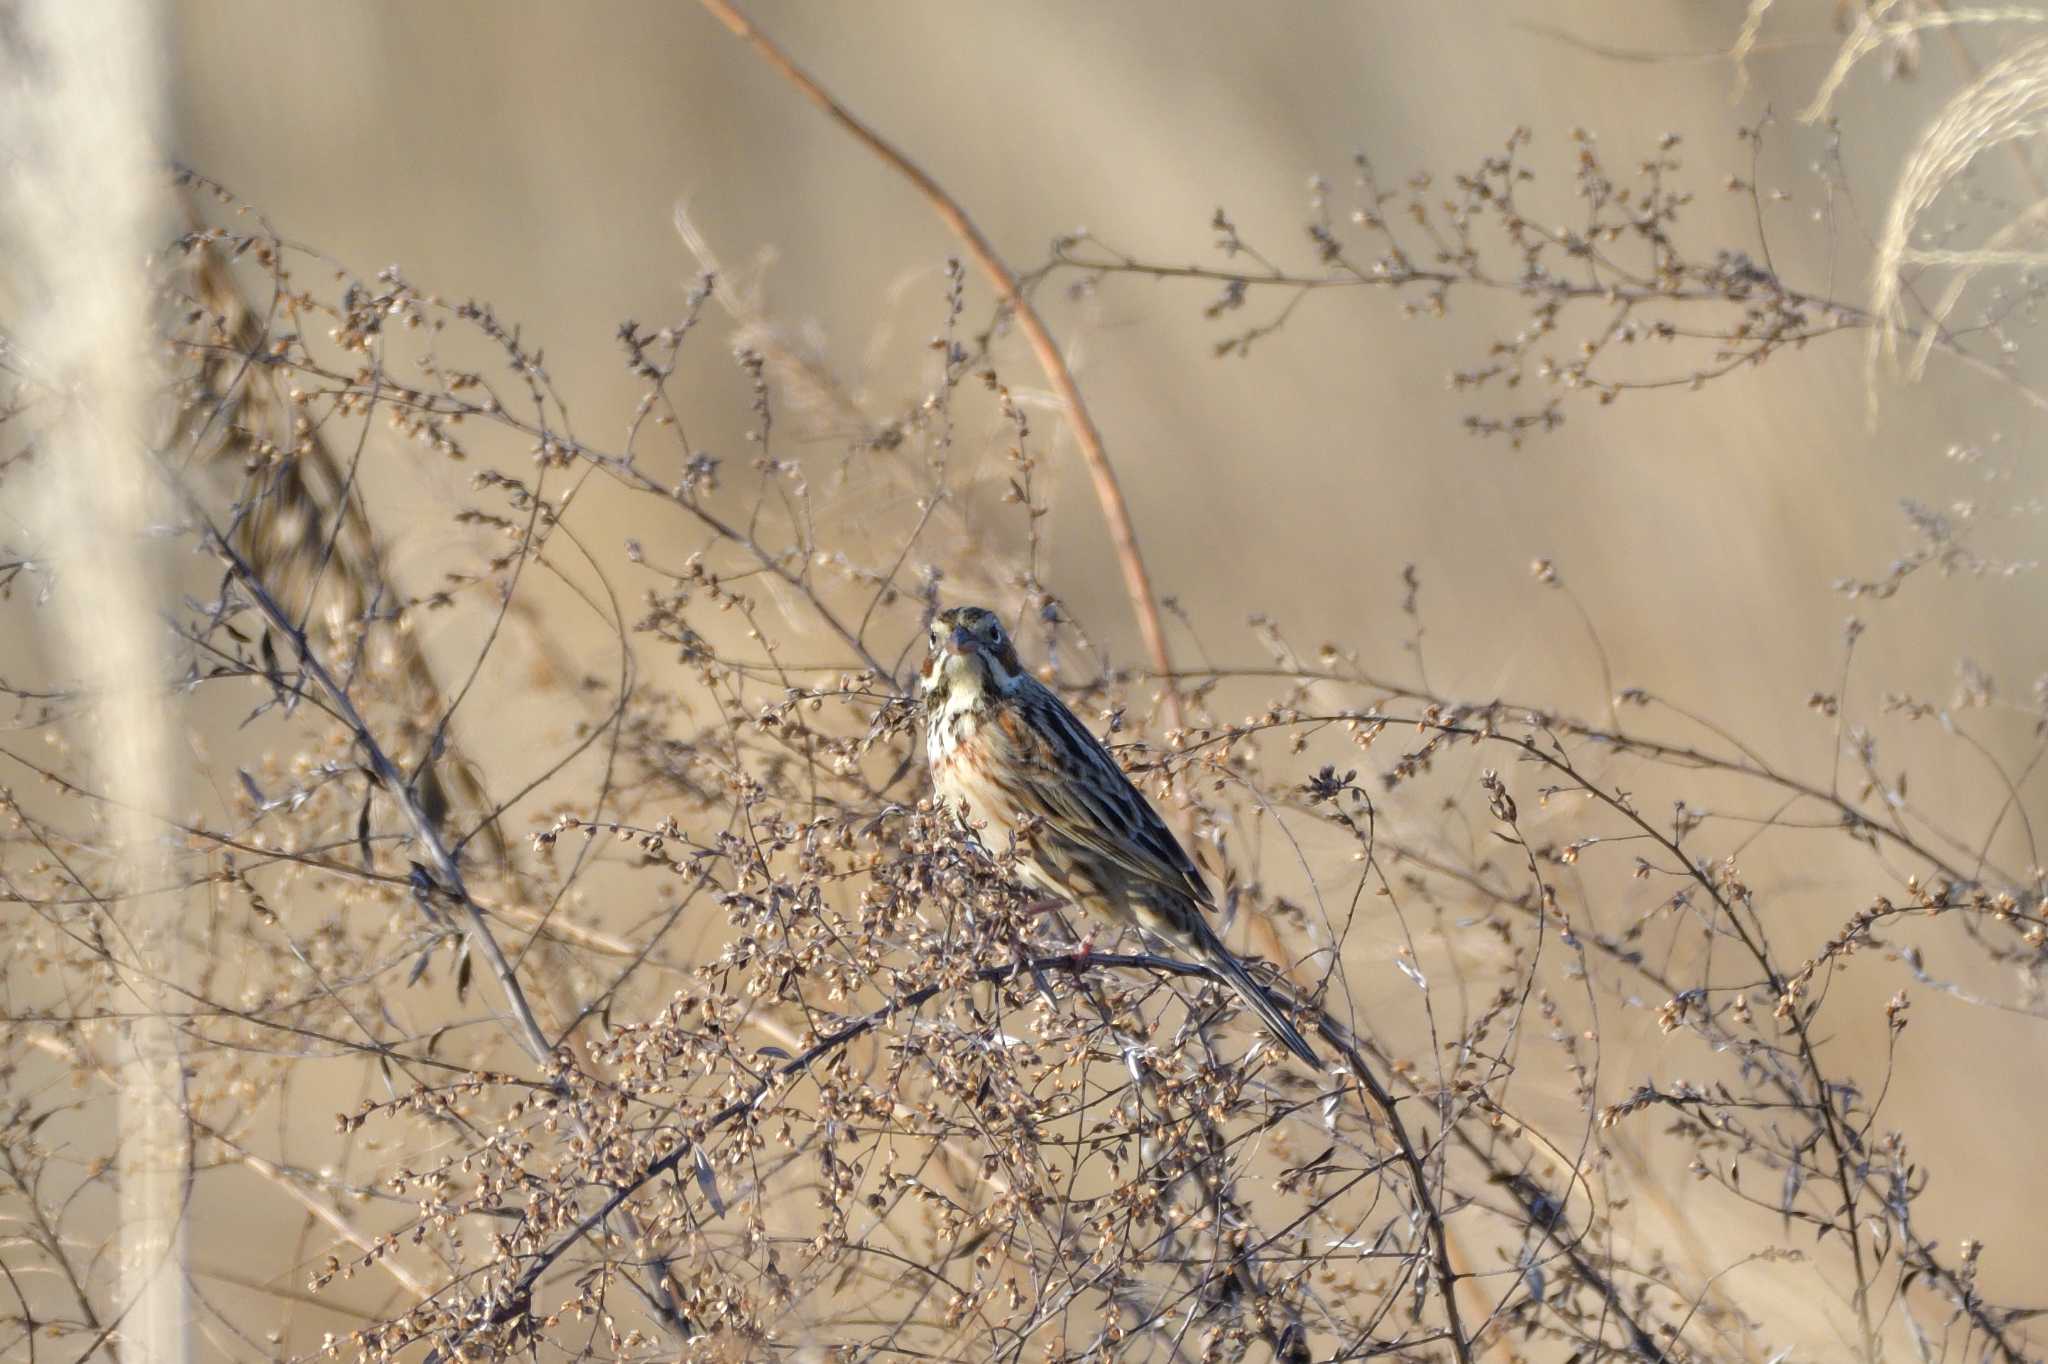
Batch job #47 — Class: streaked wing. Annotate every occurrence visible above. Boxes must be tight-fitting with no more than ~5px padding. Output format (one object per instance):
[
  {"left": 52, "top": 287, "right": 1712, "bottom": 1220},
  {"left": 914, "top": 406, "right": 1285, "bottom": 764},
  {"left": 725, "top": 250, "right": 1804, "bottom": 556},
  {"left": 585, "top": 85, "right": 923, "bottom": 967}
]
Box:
[{"left": 1001, "top": 678, "right": 1212, "bottom": 907}]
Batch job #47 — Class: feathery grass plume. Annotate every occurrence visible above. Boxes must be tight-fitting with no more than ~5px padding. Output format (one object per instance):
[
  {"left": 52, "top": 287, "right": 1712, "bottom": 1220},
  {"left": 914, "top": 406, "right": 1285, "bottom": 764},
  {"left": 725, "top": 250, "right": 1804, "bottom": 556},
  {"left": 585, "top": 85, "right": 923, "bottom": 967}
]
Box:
[
  {"left": 1870, "top": 37, "right": 2048, "bottom": 409},
  {"left": 1801, "top": 0, "right": 2044, "bottom": 122}
]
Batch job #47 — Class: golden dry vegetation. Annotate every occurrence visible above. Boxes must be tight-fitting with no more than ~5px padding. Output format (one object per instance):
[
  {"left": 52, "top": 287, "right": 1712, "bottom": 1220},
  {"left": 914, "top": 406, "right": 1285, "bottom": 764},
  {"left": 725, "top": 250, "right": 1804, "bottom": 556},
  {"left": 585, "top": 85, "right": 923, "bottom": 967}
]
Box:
[{"left": 4, "top": 4, "right": 2048, "bottom": 1362}]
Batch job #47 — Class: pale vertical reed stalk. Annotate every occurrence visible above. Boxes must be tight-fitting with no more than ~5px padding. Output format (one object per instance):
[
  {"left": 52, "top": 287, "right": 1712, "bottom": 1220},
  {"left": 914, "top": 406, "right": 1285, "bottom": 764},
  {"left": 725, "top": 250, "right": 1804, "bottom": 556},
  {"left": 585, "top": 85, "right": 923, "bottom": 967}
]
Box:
[{"left": 6, "top": 3, "right": 185, "bottom": 1359}]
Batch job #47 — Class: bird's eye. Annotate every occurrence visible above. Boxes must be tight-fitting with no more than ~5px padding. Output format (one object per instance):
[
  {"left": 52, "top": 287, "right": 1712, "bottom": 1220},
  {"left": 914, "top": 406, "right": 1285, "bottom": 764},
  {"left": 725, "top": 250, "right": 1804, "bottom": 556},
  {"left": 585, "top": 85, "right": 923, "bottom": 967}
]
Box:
[{"left": 987, "top": 624, "right": 1005, "bottom": 646}]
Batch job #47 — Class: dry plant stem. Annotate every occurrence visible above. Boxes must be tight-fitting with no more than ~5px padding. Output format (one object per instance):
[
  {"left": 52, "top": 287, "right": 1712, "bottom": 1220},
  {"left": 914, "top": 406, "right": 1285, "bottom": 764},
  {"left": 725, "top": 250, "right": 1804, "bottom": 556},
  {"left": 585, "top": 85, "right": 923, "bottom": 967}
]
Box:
[
  {"left": 1313, "top": 1019, "right": 1477, "bottom": 1364},
  {"left": 1574, "top": 777, "right": 1883, "bottom": 1359},
  {"left": 197, "top": 519, "right": 555, "bottom": 1069},
  {"left": 696, "top": 0, "right": 1183, "bottom": 732},
  {"left": 199, "top": 520, "right": 698, "bottom": 1340},
  {"left": 227, "top": 1145, "right": 430, "bottom": 1299},
  {"left": 1175, "top": 688, "right": 2002, "bottom": 1357},
  {"left": 1452, "top": 721, "right": 1883, "bottom": 1360},
  {"left": 422, "top": 949, "right": 1471, "bottom": 1364},
  {"left": 171, "top": 234, "right": 516, "bottom": 876}
]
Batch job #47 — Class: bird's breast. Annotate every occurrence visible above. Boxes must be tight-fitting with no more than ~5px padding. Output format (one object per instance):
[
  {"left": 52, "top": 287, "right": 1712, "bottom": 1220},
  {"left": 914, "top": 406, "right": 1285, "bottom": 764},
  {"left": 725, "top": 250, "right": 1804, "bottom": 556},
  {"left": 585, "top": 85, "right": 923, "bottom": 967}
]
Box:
[{"left": 928, "top": 704, "right": 1024, "bottom": 838}]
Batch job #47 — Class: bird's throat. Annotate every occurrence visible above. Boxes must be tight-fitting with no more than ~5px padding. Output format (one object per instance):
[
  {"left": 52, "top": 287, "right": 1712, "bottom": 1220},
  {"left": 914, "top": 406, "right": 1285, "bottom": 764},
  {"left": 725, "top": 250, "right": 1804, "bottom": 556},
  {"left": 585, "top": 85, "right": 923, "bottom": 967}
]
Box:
[{"left": 934, "top": 656, "right": 989, "bottom": 716}]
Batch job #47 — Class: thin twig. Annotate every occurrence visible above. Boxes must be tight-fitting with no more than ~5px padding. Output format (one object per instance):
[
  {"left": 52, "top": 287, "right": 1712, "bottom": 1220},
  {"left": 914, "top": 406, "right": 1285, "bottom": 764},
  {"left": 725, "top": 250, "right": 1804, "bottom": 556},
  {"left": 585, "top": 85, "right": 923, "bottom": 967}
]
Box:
[
  {"left": 695, "top": 0, "right": 1183, "bottom": 731},
  {"left": 194, "top": 512, "right": 555, "bottom": 1068}
]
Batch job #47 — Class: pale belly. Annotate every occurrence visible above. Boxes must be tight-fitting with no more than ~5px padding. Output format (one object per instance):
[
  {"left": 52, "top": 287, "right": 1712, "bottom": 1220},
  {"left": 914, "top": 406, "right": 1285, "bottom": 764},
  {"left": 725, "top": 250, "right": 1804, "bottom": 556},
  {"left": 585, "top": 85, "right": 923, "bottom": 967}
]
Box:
[
  {"left": 928, "top": 711, "right": 1022, "bottom": 847},
  {"left": 927, "top": 709, "right": 1109, "bottom": 913}
]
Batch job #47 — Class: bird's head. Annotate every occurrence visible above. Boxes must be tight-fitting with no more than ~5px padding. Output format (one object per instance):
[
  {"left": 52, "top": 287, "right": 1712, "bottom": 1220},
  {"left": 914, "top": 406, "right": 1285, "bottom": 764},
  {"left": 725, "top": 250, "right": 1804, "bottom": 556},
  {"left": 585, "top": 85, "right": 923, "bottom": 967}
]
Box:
[{"left": 920, "top": 604, "right": 1025, "bottom": 705}]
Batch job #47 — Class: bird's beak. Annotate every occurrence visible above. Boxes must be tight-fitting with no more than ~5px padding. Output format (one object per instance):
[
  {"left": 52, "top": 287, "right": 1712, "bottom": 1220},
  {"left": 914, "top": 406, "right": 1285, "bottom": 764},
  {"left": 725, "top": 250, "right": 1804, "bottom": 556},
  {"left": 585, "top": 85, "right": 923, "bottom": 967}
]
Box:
[{"left": 947, "top": 626, "right": 979, "bottom": 656}]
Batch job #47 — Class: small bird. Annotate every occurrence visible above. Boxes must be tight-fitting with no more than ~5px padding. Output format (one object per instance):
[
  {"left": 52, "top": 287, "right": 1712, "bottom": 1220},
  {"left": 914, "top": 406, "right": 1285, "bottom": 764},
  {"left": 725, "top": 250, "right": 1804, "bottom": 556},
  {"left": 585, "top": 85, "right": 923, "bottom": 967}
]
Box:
[{"left": 920, "top": 604, "right": 1322, "bottom": 1067}]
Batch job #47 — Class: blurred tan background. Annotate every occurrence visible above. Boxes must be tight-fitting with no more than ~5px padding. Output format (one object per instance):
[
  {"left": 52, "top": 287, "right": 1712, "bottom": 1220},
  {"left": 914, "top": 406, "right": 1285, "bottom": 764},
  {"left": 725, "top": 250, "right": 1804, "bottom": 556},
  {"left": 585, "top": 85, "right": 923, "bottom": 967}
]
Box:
[
  {"left": 166, "top": 3, "right": 2042, "bottom": 728},
  {"left": 141, "top": 1, "right": 2048, "bottom": 1352}
]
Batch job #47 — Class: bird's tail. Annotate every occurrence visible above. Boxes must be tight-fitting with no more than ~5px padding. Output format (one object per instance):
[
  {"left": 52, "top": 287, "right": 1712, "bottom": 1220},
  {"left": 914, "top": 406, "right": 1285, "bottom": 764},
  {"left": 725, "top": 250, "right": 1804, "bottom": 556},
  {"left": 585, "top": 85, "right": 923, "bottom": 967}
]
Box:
[{"left": 1190, "top": 922, "right": 1323, "bottom": 1068}]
